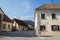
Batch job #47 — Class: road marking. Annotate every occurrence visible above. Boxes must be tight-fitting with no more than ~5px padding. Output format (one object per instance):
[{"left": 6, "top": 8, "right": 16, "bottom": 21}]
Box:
[{"left": 39, "top": 37, "right": 45, "bottom": 39}]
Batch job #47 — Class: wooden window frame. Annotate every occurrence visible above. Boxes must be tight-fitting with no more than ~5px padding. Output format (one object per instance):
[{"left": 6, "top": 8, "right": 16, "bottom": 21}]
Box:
[
  {"left": 40, "top": 25, "right": 46, "bottom": 31},
  {"left": 41, "top": 14, "right": 45, "bottom": 19},
  {"left": 51, "top": 25, "right": 59, "bottom": 31},
  {"left": 52, "top": 13, "right": 56, "bottom": 19}
]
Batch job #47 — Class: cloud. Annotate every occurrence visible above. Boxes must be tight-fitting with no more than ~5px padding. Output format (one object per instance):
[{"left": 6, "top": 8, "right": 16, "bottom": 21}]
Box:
[
  {"left": 12, "top": 16, "right": 33, "bottom": 21},
  {"left": 20, "top": 16, "right": 33, "bottom": 20},
  {"left": 12, "top": 16, "right": 17, "bottom": 19}
]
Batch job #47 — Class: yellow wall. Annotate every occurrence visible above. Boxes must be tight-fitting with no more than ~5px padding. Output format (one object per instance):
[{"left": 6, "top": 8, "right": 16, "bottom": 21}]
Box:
[
  {"left": 1, "top": 21, "right": 13, "bottom": 31},
  {"left": 13, "top": 21, "right": 28, "bottom": 31}
]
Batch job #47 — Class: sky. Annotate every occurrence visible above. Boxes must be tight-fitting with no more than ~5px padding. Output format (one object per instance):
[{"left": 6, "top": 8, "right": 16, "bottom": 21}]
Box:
[{"left": 0, "top": 0, "right": 60, "bottom": 21}]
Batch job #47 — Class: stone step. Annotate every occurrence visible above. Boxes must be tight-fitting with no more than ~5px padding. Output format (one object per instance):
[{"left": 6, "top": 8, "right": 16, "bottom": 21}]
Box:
[{"left": 39, "top": 31, "right": 60, "bottom": 36}]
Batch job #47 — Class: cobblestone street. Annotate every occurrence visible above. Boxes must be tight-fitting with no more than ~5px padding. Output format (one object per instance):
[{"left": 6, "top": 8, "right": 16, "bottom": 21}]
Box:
[
  {"left": 0, "top": 31, "right": 60, "bottom": 40},
  {"left": 0, "top": 36, "right": 60, "bottom": 40}
]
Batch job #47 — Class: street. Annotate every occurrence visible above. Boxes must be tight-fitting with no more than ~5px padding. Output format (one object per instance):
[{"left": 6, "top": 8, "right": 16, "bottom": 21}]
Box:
[
  {"left": 0, "top": 31, "right": 60, "bottom": 40},
  {"left": 0, "top": 36, "right": 60, "bottom": 40}
]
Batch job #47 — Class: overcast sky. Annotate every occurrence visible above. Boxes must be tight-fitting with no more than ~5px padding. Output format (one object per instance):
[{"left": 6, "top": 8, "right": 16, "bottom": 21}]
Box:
[{"left": 0, "top": 0, "right": 60, "bottom": 21}]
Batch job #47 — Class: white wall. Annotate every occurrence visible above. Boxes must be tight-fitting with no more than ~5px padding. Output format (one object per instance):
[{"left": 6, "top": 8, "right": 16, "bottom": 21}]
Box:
[
  {"left": 34, "top": 11, "right": 41, "bottom": 35},
  {"left": 35, "top": 10, "right": 60, "bottom": 32}
]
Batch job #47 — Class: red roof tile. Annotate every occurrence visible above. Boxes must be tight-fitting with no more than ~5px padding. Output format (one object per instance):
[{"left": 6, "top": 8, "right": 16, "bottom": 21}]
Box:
[
  {"left": 36, "top": 4, "right": 60, "bottom": 10},
  {"left": 0, "top": 8, "right": 13, "bottom": 23},
  {"left": 3, "top": 14, "right": 13, "bottom": 23},
  {"left": 12, "top": 18, "right": 28, "bottom": 27}
]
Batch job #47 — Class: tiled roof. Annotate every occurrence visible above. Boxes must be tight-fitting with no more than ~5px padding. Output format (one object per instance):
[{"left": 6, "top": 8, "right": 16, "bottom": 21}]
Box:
[
  {"left": 3, "top": 14, "right": 13, "bottom": 23},
  {"left": 12, "top": 18, "right": 28, "bottom": 27},
  {"left": 0, "top": 8, "right": 13, "bottom": 23},
  {"left": 36, "top": 4, "right": 60, "bottom": 10}
]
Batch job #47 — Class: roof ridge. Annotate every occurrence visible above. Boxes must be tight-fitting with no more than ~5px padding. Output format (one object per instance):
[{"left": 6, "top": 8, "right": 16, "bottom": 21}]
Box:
[{"left": 36, "top": 4, "right": 60, "bottom": 10}]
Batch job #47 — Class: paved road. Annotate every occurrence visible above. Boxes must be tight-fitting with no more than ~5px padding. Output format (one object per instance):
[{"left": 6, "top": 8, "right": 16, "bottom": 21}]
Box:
[
  {"left": 0, "top": 31, "right": 60, "bottom": 40},
  {"left": 0, "top": 31, "right": 36, "bottom": 37},
  {"left": 0, "top": 36, "right": 60, "bottom": 40}
]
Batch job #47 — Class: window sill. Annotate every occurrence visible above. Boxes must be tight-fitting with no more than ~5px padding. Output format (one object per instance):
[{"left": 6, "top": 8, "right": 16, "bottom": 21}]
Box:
[
  {"left": 53, "top": 31, "right": 59, "bottom": 32},
  {"left": 41, "top": 18, "right": 46, "bottom": 20},
  {"left": 52, "top": 18, "right": 57, "bottom": 20},
  {"left": 40, "top": 31, "right": 46, "bottom": 32}
]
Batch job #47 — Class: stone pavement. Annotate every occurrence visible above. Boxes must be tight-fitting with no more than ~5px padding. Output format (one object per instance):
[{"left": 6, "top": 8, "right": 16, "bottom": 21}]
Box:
[
  {"left": 0, "top": 36, "right": 60, "bottom": 40},
  {"left": 0, "top": 31, "right": 60, "bottom": 40}
]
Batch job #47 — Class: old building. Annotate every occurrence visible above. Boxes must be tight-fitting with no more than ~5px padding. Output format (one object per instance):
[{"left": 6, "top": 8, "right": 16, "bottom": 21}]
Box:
[
  {"left": 12, "top": 18, "right": 28, "bottom": 31},
  {"left": 34, "top": 4, "right": 60, "bottom": 35},
  {"left": 0, "top": 8, "right": 13, "bottom": 31}
]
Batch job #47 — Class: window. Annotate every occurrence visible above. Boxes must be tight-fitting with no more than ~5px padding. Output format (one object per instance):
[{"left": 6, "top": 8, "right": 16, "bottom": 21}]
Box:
[
  {"left": 18, "top": 26, "right": 23, "bottom": 30},
  {"left": 18, "top": 25, "right": 20, "bottom": 28},
  {"left": 41, "top": 14, "right": 45, "bottom": 19},
  {"left": 51, "top": 25, "right": 59, "bottom": 31},
  {"left": 8, "top": 25, "right": 10, "bottom": 29},
  {"left": 3, "top": 24, "right": 6, "bottom": 29},
  {"left": 40, "top": 25, "right": 46, "bottom": 31},
  {"left": 52, "top": 13, "right": 56, "bottom": 19}
]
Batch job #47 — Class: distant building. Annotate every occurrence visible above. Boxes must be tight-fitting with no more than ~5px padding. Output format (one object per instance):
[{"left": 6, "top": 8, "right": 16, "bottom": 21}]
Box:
[
  {"left": 34, "top": 4, "right": 60, "bottom": 35},
  {"left": 28, "top": 24, "right": 34, "bottom": 30},
  {"left": 23, "top": 20, "right": 34, "bottom": 30},
  {"left": 12, "top": 18, "right": 28, "bottom": 31},
  {"left": 0, "top": 8, "right": 13, "bottom": 31}
]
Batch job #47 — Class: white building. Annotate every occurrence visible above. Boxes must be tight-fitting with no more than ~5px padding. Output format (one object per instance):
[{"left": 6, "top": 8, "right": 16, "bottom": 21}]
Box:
[
  {"left": 34, "top": 4, "right": 60, "bottom": 35},
  {"left": 0, "top": 8, "right": 13, "bottom": 31}
]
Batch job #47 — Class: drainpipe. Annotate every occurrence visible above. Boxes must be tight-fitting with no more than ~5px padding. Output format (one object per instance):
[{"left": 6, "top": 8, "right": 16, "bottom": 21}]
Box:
[{"left": 35, "top": 11, "right": 40, "bottom": 36}]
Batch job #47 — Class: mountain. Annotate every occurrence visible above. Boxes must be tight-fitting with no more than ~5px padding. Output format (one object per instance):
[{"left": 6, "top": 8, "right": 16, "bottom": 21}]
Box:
[{"left": 23, "top": 20, "right": 34, "bottom": 25}]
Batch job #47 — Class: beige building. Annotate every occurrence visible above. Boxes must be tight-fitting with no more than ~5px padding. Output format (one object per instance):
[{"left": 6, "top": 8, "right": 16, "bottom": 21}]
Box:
[
  {"left": 34, "top": 4, "right": 60, "bottom": 35},
  {"left": 12, "top": 18, "right": 28, "bottom": 31},
  {"left": 0, "top": 8, "right": 13, "bottom": 31}
]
